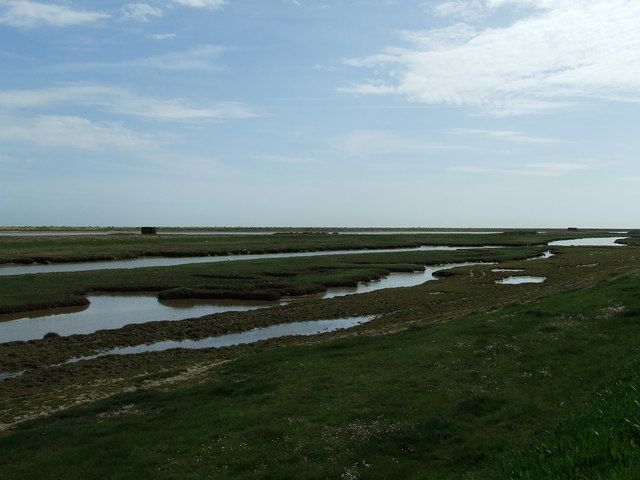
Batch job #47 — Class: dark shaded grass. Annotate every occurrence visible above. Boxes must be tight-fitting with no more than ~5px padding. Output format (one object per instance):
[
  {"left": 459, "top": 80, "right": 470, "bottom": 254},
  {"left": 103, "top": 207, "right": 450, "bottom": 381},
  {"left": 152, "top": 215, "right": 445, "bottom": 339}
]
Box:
[{"left": 478, "top": 372, "right": 640, "bottom": 480}]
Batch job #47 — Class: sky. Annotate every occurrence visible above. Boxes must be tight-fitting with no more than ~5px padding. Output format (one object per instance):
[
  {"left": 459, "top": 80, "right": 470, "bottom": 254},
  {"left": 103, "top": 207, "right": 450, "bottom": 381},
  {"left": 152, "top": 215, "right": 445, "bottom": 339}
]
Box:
[{"left": 0, "top": 0, "right": 639, "bottom": 228}]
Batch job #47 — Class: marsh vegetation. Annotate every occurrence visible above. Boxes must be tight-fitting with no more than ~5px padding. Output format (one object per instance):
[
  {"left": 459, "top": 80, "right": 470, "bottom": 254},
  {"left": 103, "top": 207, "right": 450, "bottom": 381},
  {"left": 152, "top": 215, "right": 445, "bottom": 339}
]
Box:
[{"left": 0, "top": 229, "right": 638, "bottom": 479}]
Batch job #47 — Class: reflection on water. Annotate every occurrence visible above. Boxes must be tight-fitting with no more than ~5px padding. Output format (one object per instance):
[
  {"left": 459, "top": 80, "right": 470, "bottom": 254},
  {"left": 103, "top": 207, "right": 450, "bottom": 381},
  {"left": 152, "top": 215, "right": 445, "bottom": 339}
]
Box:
[
  {"left": 0, "top": 371, "right": 25, "bottom": 381},
  {"left": 0, "top": 262, "right": 485, "bottom": 342},
  {"left": 65, "top": 316, "right": 378, "bottom": 364},
  {"left": 0, "top": 245, "right": 500, "bottom": 276},
  {"left": 0, "top": 295, "right": 279, "bottom": 343},
  {"left": 0, "top": 316, "right": 377, "bottom": 380},
  {"left": 496, "top": 276, "right": 547, "bottom": 285},
  {"left": 322, "top": 262, "right": 481, "bottom": 299},
  {"left": 548, "top": 237, "right": 627, "bottom": 247},
  {"left": 527, "top": 250, "right": 554, "bottom": 261}
]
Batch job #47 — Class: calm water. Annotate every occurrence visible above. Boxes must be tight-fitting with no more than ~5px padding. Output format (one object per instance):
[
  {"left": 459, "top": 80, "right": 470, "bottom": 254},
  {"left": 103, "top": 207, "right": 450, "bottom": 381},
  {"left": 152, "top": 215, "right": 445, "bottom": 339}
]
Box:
[
  {"left": 0, "top": 262, "right": 484, "bottom": 342},
  {"left": 496, "top": 276, "right": 547, "bottom": 285},
  {"left": 0, "top": 371, "right": 25, "bottom": 381},
  {"left": 65, "top": 316, "right": 378, "bottom": 364},
  {"left": 548, "top": 237, "right": 627, "bottom": 247},
  {"left": 0, "top": 296, "right": 280, "bottom": 343},
  {"left": 527, "top": 250, "right": 555, "bottom": 261},
  {"left": 3, "top": 236, "right": 624, "bottom": 277},
  {"left": 322, "top": 262, "right": 481, "bottom": 299},
  {"left": 0, "top": 316, "right": 377, "bottom": 380},
  {"left": 0, "top": 245, "right": 499, "bottom": 276}
]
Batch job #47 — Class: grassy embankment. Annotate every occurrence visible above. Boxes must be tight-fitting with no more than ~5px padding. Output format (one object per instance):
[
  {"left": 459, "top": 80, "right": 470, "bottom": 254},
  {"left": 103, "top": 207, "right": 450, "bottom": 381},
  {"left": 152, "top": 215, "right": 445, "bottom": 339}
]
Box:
[
  {"left": 1, "top": 268, "right": 640, "bottom": 479},
  {"left": 0, "top": 230, "right": 611, "bottom": 265}
]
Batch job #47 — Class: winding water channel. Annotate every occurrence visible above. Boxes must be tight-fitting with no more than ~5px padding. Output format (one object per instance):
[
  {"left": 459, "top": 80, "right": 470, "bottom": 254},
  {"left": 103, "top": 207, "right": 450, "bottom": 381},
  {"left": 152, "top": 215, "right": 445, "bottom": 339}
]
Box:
[
  {"left": 65, "top": 315, "right": 378, "bottom": 364},
  {"left": 0, "top": 297, "right": 284, "bottom": 343},
  {"left": 0, "top": 236, "right": 631, "bottom": 378},
  {"left": 0, "top": 237, "right": 628, "bottom": 277},
  {"left": 0, "top": 316, "right": 378, "bottom": 380},
  {"left": 0, "top": 262, "right": 482, "bottom": 342},
  {"left": 0, "top": 238, "right": 628, "bottom": 344},
  {"left": 0, "top": 245, "right": 499, "bottom": 276}
]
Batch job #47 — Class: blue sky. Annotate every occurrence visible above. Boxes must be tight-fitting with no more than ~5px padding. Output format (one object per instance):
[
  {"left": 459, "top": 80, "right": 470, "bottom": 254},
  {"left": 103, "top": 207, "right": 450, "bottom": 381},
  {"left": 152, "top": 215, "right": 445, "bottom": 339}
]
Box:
[{"left": 0, "top": 0, "right": 638, "bottom": 227}]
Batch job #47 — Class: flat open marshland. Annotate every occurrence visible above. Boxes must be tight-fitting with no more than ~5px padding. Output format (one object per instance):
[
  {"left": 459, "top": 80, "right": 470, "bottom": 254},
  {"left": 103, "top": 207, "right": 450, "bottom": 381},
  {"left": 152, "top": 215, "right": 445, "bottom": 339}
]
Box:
[{"left": 1, "top": 229, "right": 639, "bottom": 479}]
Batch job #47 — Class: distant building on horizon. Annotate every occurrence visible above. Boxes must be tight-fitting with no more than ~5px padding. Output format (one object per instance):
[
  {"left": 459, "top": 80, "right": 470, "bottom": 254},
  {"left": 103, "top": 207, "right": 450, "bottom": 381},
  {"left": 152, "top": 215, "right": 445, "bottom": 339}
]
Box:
[{"left": 141, "top": 227, "right": 157, "bottom": 235}]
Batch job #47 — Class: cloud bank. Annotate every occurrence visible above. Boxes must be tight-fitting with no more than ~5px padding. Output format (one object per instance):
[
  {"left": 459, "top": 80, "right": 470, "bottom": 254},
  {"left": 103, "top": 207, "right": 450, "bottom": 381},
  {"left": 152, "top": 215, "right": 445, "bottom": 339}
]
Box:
[
  {"left": 0, "top": 0, "right": 108, "bottom": 27},
  {"left": 344, "top": 0, "right": 640, "bottom": 116}
]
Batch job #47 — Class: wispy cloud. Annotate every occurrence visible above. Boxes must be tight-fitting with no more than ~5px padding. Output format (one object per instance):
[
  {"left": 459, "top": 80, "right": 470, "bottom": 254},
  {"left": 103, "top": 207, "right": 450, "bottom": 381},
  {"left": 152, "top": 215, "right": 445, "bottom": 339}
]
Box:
[
  {"left": 149, "top": 33, "right": 176, "bottom": 41},
  {"left": 173, "top": 0, "right": 226, "bottom": 9},
  {"left": 430, "top": 0, "right": 538, "bottom": 21},
  {"left": 449, "top": 128, "right": 565, "bottom": 144},
  {"left": 254, "top": 154, "right": 318, "bottom": 165},
  {"left": 121, "top": 3, "right": 162, "bottom": 23},
  {"left": 0, "top": 0, "right": 108, "bottom": 28},
  {"left": 344, "top": 1, "right": 640, "bottom": 116},
  {"left": 451, "top": 162, "right": 589, "bottom": 176},
  {"left": 0, "top": 114, "right": 157, "bottom": 150},
  {"left": 54, "top": 44, "right": 225, "bottom": 71},
  {"left": 133, "top": 44, "right": 224, "bottom": 70},
  {"left": 336, "top": 130, "right": 471, "bottom": 157},
  {"left": 0, "top": 84, "right": 259, "bottom": 122},
  {"left": 431, "top": 0, "right": 488, "bottom": 21}
]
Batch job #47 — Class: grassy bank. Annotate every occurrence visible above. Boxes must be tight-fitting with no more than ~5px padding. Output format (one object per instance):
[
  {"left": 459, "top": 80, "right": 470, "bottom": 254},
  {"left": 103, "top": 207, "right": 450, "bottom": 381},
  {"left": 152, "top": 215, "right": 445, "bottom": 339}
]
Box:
[{"left": 2, "top": 270, "right": 640, "bottom": 479}]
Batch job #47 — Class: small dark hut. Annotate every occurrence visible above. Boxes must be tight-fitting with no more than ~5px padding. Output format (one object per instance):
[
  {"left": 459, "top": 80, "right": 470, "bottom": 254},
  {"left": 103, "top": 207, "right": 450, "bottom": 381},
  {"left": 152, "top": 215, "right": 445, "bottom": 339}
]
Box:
[
  {"left": 567, "top": 227, "right": 578, "bottom": 231},
  {"left": 141, "top": 227, "right": 157, "bottom": 235}
]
